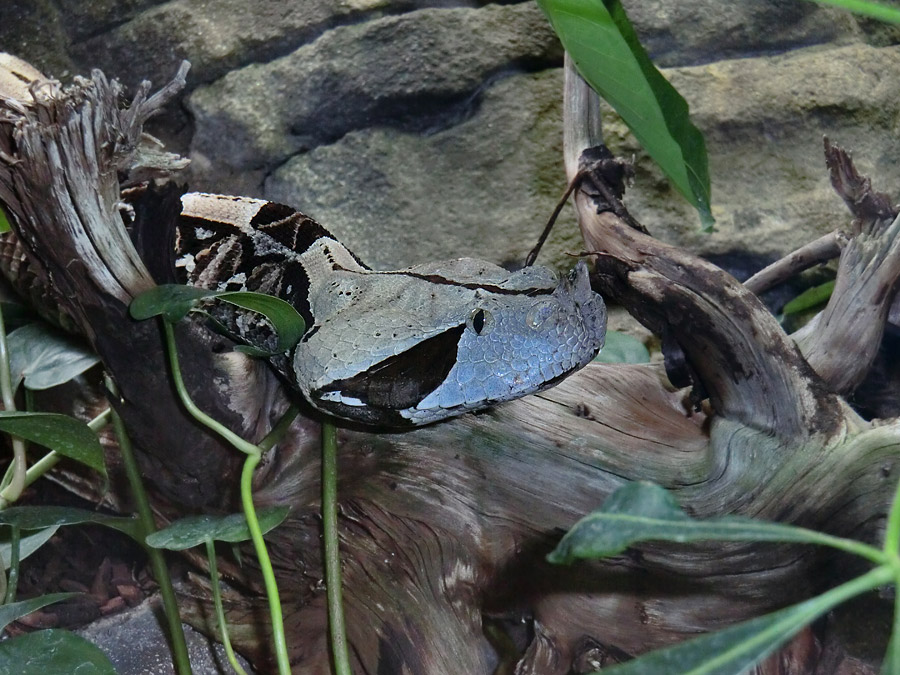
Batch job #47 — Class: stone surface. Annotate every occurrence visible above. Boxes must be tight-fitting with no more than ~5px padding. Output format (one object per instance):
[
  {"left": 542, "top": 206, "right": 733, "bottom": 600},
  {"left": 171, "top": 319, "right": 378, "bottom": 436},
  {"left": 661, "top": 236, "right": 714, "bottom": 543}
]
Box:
[
  {"left": 0, "top": 0, "right": 77, "bottom": 78},
  {"left": 188, "top": 3, "right": 562, "bottom": 196},
  {"left": 77, "top": 597, "right": 254, "bottom": 675},
  {"left": 68, "top": 0, "right": 465, "bottom": 90},
  {"left": 265, "top": 69, "right": 577, "bottom": 271},
  {"left": 621, "top": 0, "right": 860, "bottom": 66}
]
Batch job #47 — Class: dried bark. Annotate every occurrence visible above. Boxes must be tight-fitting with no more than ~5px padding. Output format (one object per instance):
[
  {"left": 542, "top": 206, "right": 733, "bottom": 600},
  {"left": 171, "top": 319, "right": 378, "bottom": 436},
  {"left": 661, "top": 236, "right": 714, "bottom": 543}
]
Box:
[{"left": 1, "top": 54, "right": 900, "bottom": 675}]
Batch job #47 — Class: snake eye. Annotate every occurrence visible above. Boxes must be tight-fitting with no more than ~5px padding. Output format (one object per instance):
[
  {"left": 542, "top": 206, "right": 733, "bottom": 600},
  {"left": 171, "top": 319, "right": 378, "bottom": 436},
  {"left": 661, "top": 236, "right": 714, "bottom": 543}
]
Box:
[{"left": 467, "top": 308, "right": 494, "bottom": 336}]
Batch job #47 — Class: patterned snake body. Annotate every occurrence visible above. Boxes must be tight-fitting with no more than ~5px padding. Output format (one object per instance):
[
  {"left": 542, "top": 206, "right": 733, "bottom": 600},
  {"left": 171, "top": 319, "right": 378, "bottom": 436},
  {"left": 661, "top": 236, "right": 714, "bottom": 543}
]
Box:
[{"left": 177, "top": 193, "right": 607, "bottom": 426}]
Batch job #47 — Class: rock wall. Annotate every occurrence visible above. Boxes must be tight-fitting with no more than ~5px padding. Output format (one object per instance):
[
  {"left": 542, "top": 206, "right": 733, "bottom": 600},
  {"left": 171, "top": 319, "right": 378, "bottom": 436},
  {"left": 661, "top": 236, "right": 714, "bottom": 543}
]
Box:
[{"left": 2, "top": 0, "right": 899, "bottom": 274}]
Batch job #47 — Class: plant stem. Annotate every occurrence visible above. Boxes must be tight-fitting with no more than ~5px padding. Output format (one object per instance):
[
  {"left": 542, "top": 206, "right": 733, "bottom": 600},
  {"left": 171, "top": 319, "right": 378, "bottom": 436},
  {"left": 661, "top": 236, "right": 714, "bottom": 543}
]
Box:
[
  {"left": 885, "top": 476, "right": 900, "bottom": 556},
  {"left": 322, "top": 422, "right": 352, "bottom": 675},
  {"left": 162, "top": 318, "right": 291, "bottom": 671},
  {"left": 20, "top": 408, "right": 112, "bottom": 491},
  {"left": 205, "top": 538, "right": 248, "bottom": 675},
  {"left": 240, "top": 453, "right": 291, "bottom": 675},
  {"left": 885, "top": 575, "right": 900, "bottom": 675},
  {"left": 258, "top": 405, "right": 299, "bottom": 453},
  {"left": 161, "top": 320, "right": 259, "bottom": 456},
  {"left": 3, "top": 524, "right": 20, "bottom": 604},
  {"left": 106, "top": 374, "right": 192, "bottom": 675},
  {"left": 0, "top": 308, "right": 26, "bottom": 505}
]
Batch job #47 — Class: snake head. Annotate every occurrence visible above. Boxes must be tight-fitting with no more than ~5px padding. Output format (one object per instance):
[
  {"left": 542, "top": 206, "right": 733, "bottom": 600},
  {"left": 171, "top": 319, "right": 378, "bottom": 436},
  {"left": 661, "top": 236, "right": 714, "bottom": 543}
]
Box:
[{"left": 297, "top": 258, "right": 607, "bottom": 426}]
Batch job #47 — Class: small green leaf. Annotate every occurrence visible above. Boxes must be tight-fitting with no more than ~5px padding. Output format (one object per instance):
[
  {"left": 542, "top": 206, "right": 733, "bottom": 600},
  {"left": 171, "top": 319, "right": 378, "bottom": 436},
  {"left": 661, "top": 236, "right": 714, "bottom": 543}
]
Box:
[
  {"left": 129, "top": 285, "right": 214, "bottom": 322},
  {"left": 0, "top": 205, "right": 11, "bottom": 234},
  {"left": 782, "top": 280, "right": 835, "bottom": 315},
  {"left": 0, "top": 506, "right": 140, "bottom": 540},
  {"left": 549, "top": 482, "right": 879, "bottom": 564},
  {"left": 7, "top": 323, "right": 100, "bottom": 391},
  {"left": 216, "top": 292, "right": 306, "bottom": 353},
  {"left": 130, "top": 286, "right": 305, "bottom": 352},
  {"left": 0, "top": 629, "right": 116, "bottom": 674},
  {"left": 0, "top": 526, "right": 58, "bottom": 569},
  {"left": 593, "top": 330, "right": 650, "bottom": 364},
  {"left": 536, "top": 0, "right": 713, "bottom": 228},
  {"left": 146, "top": 506, "right": 291, "bottom": 550},
  {"left": 0, "top": 593, "right": 78, "bottom": 633},
  {"left": 0, "top": 412, "right": 105, "bottom": 476}
]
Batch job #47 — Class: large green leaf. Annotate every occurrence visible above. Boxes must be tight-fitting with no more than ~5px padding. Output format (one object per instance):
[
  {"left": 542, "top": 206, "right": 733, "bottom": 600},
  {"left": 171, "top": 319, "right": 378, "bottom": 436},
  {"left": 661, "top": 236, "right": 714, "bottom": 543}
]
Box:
[
  {"left": 129, "top": 285, "right": 214, "bottom": 322},
  {"left": 548, "top": 482, "right": 883, "bottom": 564},
  {"left": 536, "top": 0, "right": 713, "bottom": 229},
  {"left": 809, "top": 0, "right": 900, "bottom": 24},
  {"left": 593, "top": 330, "right": 650, "bottom": 364},
  {"left": 7, "top": 323, "right": 100, "bottom": 391},
  {"left": 0, "top": 593, "right": 78, "bottom": 633},
  {"left": 130, "top": 285, "right": 305, "bottom": 353},
  {"left": 0, "top": 206, "right": 10, "bottom": 234},
  {"left": 0, "top": 629, "right": 116, "bottom": 674},
  {"left": 0, "top": 526, "right": 58, "bottom": 570},
  {"left": 0, "top": 412, "right": 105, "bottom": 476},
  {"left": 593, "top": 567, "right": 890, "bottom": 675},
  {"left": 0, "top": 506, "right": 140, "bottom": 540},
  {"left": 146, "top": 506, "right": 291, "bottom": 550}
]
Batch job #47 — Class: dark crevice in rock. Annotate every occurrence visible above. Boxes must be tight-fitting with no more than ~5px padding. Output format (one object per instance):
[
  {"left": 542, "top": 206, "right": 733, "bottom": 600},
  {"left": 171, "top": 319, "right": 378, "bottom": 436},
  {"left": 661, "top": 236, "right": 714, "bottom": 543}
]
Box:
[
  {"left": 53, "top": 0, "right": 169, "bottom": 44},
  {"left": 285, "top": 61, "right": 561, "bottom": 155}
]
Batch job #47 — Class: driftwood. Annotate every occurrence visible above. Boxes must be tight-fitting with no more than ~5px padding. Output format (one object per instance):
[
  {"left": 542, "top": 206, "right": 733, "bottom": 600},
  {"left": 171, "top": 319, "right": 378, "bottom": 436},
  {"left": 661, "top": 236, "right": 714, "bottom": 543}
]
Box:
[{"left": 1, "top": 53, "right": 900, "bottom": 674}]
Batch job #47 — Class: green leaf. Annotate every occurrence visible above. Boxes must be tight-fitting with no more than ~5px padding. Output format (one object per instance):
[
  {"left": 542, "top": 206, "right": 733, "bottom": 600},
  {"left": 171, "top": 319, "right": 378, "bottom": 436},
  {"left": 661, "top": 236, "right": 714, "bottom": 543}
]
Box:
[
  {"left": 0, "top": 526, "right": 58, "bottom": 570},
  {"left": 549, "top": 482, "right": 881, "bottom": 564},
  {"left": 0, "top": 593, "right": 78, "bottom": 633},
  {"left": 216, "top": 292, "right": 306, "bottom": 354},
  {"left": 0, "top": 205, "right": 11, "bottom": 234},
  {"left": 129, "top": 285, "right": 213, "bottom": 322},
  {"left": 536, "top": 0, "right": 713, "bottom": 229},
  {"left": 593, "top": 330, "right": 650, "bottom": 364},
  {"left": 145, "top": 506, "right": 291, "bottom": 550},
  {"left": 7, "top": 323, "right": 100, "bottom": 391},
  {"left": 130, "top": 286, "right": 306, "bottom": 352},
  {"left": 808, "top": 0, "right": 900, "bottom": 25},
  {"left": 593, "top": 568, "right": 889, "bottom": 675},
  {"left": 0, "top": 506, "right": 140, "bottom": 540},
  {"left": 0, "top": 629, "right": 116, "bottom": 674},
  {"left": 0, "top": 412, "right": 105, "bottom": 476},
  {"left": 782, "top": 280, "right": 835, "bottom": 315}
]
